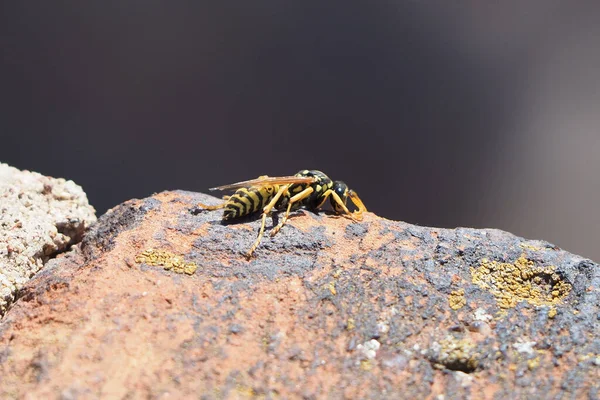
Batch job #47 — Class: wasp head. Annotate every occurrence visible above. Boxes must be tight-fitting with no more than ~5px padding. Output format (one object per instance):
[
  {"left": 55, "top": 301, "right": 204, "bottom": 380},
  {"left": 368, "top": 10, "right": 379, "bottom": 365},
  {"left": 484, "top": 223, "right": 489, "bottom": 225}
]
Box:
[
  {"left": 331, "top": 180, "right": 367, "bottom": 220},
  {"left": 331, "top": 181, "right": 349, "bottom": 214}
]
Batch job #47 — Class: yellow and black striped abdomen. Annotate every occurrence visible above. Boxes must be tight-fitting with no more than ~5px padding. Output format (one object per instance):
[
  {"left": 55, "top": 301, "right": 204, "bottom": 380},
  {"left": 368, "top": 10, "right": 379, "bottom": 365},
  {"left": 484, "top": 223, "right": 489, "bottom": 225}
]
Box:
[{"left": 223, "top": 185, "right": 277, "bottom": 220}]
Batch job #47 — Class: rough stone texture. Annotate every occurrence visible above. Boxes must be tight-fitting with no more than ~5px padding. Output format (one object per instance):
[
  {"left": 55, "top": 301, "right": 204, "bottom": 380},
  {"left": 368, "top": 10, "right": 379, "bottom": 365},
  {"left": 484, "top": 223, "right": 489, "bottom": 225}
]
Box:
[
  {"left": 1, "top": 190, "right": 599, "bottom": 398},
  {"left": 0, "top": 163, "right": 96, "bottom": 315}
]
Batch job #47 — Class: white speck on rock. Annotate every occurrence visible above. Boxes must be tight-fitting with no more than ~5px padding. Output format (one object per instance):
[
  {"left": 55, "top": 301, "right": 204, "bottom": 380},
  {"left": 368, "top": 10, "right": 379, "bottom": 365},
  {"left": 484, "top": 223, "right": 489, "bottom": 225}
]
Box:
[
  {"left": 377, "top": 321, "right": 389, "bottom": 334},
  {"left": 513, "top": 341, "right": 537, "bottom": 355},
  {"left": 454, "top": 371, "right": 474, "bottom": 388},
  {"left": 356, "top": 339, "right": 381, "bottom": 359},
  {"left": 474, "top": 308, "right": 493, "bottom": 322}
]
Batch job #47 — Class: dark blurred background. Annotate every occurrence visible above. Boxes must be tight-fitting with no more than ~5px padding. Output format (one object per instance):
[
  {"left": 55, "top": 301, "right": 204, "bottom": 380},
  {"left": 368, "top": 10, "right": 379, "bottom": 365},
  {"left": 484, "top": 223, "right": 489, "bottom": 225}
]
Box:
[{"left": 1, "top": 2, "right": 598, "bottom": 261}]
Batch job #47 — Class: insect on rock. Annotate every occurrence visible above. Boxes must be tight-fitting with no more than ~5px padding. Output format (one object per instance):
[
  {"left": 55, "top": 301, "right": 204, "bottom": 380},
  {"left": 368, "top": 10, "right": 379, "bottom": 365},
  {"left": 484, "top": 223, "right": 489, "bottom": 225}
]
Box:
[{"left": 197, "top": 170, "right": 367, "bottom": 258}]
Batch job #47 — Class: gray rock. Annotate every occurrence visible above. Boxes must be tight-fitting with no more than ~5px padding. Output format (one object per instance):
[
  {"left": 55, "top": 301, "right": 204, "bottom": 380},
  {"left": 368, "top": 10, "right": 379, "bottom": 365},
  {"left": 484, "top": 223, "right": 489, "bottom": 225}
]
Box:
[{"left": 1, "top": 190, "right": 599, "bottom": 398}]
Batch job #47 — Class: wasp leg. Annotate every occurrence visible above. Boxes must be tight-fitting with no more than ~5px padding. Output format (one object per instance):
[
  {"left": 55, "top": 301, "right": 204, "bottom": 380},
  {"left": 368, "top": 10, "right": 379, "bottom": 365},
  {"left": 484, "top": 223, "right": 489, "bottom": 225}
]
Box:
[
  {"left": 196, "top": 195, "right": 232, "bottom": 210},
  {"left": 319, "top": 190, "right": 364, "bottom": 221},
  {"left": 246, "top": 184, "right": 290, "bottom": 259},
  {"left": 196, "top": 202, "right": 226, "bottom": 210},
  {"left": 270, "top": 187, "right": 315, "bottom": 237}
]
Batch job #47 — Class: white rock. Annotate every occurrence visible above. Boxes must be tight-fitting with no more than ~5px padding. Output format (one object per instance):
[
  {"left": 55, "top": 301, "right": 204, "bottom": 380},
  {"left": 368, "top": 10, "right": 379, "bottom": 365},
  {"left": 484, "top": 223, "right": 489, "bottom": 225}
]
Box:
[
  {"left": 356, "top": 339, "right": 381, "bottom": 360},
  {"left": 513, "top": 341, "right": 537, "bottom": 355},
  {"left": 0, "top": 163, "right": 96, "bottom": 314}
]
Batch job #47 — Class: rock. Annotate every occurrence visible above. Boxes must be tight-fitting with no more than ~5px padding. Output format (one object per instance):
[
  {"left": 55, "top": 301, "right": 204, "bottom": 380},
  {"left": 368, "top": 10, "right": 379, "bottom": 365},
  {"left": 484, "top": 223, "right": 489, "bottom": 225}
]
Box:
[
  {"left": 1, "top": 190, "right": 599, "bottom": 398},
  {"left": 0, "top": 163, "right": 96, "bottom": 315}
]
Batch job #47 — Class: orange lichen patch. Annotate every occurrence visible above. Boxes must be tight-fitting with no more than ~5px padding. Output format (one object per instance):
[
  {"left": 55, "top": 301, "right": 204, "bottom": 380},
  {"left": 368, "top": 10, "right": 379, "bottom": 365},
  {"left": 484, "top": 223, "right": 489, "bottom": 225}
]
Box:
[
  {"left": 135, "top": 248, "right": 198, "bottom": 275},
  {"left": 470, "top": 256, "right": 571, "bottom": 310},
  {"left": 449, "top": 289, "right": 466, "bottom": 310}
]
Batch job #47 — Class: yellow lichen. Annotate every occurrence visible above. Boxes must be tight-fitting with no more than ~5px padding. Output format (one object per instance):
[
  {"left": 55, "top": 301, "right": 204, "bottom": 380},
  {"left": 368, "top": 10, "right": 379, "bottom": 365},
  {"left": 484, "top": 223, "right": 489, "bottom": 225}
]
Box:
[
  {"left": 577, "top": 353, "right": 600, "bottom": 365},
  {"left": 328, "top": 281, "right": 337, "bottom": 296},
  {"left": 135, "top": 248, "right": 198, "bottom": 275},
  {"left": 449, "top": 288, "right": 467, "bottom": 310},
  {"left": 431, "top": 337, "right": 481, "bottom": 372},
  {"left": 235, "top": 385, "right": 256, "bottom": 398},
  {"left": 322, "top": 281, "right": 336, "bottom": 295},
  {"left": 360, "top": 359, "right": 374, "bottom": 371},
  {"left": 346, "top": 318, "right": 356, "bottom": 331},
  {"left": 470, "top": 256, "right": 570, "bottom": 310},
  {"left": 527, "top": 356, "right": 540, "bottom": 370},
  {"left": 519, "top": 242, "right": 542, "bottom": 251}
]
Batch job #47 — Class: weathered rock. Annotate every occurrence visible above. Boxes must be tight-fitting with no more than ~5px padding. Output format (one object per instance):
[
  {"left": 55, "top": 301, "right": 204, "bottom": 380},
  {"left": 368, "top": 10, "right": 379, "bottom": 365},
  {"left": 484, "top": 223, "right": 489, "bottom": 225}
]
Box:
[
  {"left": 0, "top": 163, "right": 96, "bottom": 315},
  {"left": 1, "top": 190, "right": 599, "bottom": 398}
]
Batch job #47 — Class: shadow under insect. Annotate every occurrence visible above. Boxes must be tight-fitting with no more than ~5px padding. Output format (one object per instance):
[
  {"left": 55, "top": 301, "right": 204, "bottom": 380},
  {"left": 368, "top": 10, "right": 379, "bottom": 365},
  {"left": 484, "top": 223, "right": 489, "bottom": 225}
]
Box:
[{"left": 191, "top": 204, "right": 312, "bottom": 230}]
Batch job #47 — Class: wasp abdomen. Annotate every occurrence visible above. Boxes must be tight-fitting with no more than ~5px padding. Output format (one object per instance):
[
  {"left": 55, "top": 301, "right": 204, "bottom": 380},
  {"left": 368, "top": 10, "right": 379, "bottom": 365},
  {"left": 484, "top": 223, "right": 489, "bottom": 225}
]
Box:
[{"left": 223, "top": 186, "right": 273, "bottom": 220}]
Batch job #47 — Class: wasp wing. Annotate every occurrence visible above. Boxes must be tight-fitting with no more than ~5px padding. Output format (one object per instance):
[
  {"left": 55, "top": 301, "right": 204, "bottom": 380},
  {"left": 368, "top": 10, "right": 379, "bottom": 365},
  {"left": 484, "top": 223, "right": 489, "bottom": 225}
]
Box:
[{"left": 210, "top": 175, "right": 316, "bottom": 191}]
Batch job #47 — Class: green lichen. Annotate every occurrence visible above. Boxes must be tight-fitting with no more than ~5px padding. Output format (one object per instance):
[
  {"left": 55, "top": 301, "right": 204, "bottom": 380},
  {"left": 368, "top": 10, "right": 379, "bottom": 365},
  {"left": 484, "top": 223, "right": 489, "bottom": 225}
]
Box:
[
  {"left": 135, "top": 248, "right": 198, "bottom": 275},
  {"left": 470, "top": 256, "right": 570, "bottom": 310}
]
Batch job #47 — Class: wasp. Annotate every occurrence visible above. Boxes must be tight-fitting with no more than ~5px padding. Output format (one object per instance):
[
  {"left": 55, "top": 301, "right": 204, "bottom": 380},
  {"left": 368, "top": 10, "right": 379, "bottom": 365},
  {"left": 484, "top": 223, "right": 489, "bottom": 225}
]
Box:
[{"left": 197, "top": 170, "right": 367, "bottom": 258}]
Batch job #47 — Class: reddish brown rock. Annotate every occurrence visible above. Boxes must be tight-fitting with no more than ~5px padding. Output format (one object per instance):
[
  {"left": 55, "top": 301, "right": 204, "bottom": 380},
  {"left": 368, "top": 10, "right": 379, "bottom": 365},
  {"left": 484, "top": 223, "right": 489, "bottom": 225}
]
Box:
[{"left": 1, "top": 190, "right": 599, "bottom": 398}]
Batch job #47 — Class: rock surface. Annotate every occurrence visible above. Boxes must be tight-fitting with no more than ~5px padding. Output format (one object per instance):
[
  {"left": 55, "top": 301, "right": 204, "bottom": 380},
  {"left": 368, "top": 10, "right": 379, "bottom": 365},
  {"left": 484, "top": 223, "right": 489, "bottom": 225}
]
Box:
[
  {"left": 0, "top": 163, "right": 96, "bottom": 315},
  {"left": 1, "top": 190, "right": 599, "bottom": 398}
]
